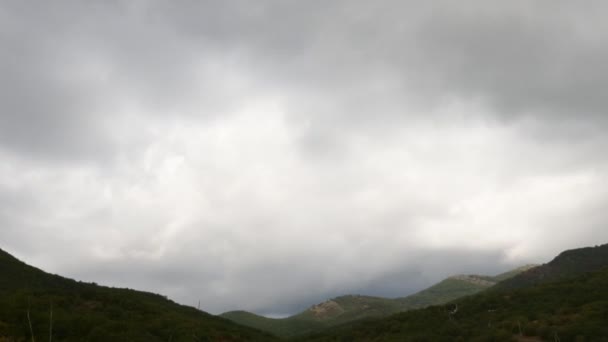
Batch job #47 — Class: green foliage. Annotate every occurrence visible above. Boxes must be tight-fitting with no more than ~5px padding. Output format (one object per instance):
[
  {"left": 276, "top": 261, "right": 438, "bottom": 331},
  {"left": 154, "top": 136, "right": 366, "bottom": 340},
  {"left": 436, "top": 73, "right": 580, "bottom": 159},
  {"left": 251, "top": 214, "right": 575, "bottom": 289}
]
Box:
[
  {"left": 495, "top": 243, "right": 608, "bottom": 291},
  {"left": 221, "top": 268, "right": 530, "bottom": 338},
  {"left": 221, "top": 311, "right": 329, "bottom": 338},
  {"left": 0, "top": 248, "right": 275, "bottom": 341},
  {"left": 491, "top": 264, "right": 538, "bottom": 282},
  {"left": 395, "top": 276, "right": 492, "bottom": 310},
  {"left": 302, "top": 253, "right": 608, "bottom": 341},
  {"left": 6, "top": 242, "right": 604, "bottom": 341}
]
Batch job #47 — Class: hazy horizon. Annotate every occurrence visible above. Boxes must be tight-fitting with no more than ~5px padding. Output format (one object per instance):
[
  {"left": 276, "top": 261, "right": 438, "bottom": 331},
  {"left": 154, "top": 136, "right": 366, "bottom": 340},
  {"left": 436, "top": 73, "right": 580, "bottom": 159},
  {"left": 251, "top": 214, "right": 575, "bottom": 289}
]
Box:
[{"left": 2, "top": 1, "right": 608, "bottom": 316}]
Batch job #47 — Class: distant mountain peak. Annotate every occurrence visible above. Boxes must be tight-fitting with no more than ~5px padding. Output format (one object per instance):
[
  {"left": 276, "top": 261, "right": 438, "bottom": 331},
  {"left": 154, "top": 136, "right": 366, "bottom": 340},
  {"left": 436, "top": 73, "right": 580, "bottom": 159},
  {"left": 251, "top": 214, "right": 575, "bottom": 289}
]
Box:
[
  {"left": 0, "top": 247, "right": 276, "bottom": 341},
  {"left": 222, "top": 265, "right": 533, "bottom": 337},
  {"left": 307, "top": 300, "right": 344, "bottom": 319},
  {"left": 447, "top": 274, "right": 496, "bottom": 286},
  {"left": 495, "top": 243, "right": 608, "bottom": 290},
  {"left": 306, "top": 244, "right": 608, "bottom": 341}
]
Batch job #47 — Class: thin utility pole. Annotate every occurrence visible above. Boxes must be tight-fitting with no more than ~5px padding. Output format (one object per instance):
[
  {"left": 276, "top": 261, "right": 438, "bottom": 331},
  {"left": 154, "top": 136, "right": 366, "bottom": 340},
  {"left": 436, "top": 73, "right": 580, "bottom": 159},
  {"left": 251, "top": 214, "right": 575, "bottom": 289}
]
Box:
[
  {"left": 517, "top": 321, "right": 522, "bottom": 336},
  {"left": 27, "top": 298, "right": 35, "bottom": 342},
  {"left": 554, "top": 332, "right": 561, "bottom": 342},
  {"left": 49, "top": 300, "right": 53, "bottom": 342}
]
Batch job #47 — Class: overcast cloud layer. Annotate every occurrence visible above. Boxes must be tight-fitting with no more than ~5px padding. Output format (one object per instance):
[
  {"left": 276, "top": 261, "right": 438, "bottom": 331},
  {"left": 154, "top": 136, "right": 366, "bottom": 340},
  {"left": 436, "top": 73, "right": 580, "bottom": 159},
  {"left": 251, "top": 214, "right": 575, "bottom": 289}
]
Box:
[{"left": 2, "top": 1, "right": 608, "bottom": 315}]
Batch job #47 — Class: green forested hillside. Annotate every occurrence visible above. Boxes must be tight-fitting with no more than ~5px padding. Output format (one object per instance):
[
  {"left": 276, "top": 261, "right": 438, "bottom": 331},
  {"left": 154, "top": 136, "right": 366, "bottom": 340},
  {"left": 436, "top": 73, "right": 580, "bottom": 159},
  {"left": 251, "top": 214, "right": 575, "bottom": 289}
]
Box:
[
  {"left": 0, "top": 248, "right": 275, "bottom": 341},
  {"left": 219, "top": 310, "right": 328, "bottom": 338},
  {"left": 221, "top": 267, "right": 532, "bottom": 338},
  {"left": 495, "top": 243, "right": 608, "bottom": 290},
  {"left": 6, "top": 242, "right": 603, "bottom": 341},
  {"left": 303, "top": 244, "right": 608, "bottom": 341},
  {"left": 303, "top": 268, "right": 608, "bottom": 341},
  {"left": 397, "top": 265, "right": 536, "bottom": 309}
]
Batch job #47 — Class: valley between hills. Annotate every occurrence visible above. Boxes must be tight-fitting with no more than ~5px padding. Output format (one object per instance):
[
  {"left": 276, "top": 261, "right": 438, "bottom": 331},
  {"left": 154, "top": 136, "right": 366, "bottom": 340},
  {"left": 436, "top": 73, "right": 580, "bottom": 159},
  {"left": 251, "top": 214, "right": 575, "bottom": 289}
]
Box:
[
  {"left": 220, "top": 265, "right": 536, "bottom": 337},
  {"left": 2, "top": 244, "right": 608, "bottom": 341}
]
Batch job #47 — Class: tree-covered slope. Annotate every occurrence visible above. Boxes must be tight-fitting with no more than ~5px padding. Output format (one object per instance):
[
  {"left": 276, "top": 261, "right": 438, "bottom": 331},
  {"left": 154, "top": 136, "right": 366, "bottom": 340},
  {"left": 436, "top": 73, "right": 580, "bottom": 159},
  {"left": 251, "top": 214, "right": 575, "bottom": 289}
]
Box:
[
  {"left": 0, "top": 248, "right": 275, "bottom": 341},
  {"left": 222, "top": 295, "right": 409, "bottom": 338},
  {"left": 397, "top": 265, "right": 537, "bottom": 309},
  {"left": 303, "top": 267, "right": 608, "bottom": 341},
  {"left": 303, "top": 244, "right": 608, "bottom": 341},
  {"left": 395, "top": 276, "right": 493, "bottom": 310},
  {"left": 220, "top": 310, "right": 328, "bottom": 338},
  {"left": 495, "top": 243, "right": 608, "bottom": 290},
  {"left": 221, "top": 267, "right": 532, "bottom": 338},
  {"left": 291, "top": 294, "right": 405, "bottom": 327}
]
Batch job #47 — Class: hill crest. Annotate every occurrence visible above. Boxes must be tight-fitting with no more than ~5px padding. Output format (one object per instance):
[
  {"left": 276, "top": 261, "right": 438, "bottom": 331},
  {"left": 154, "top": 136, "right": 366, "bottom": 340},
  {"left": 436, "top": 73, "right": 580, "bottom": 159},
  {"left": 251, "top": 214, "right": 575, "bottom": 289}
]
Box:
[
  {"left": 495, "top": 243, "right": 608, "bottom": 290},
  {"left": 221, "top": 265, "right": 532, "bottom": 337},
  {"left": 0, "top": 247, "right": 275, "bottom": 341}
]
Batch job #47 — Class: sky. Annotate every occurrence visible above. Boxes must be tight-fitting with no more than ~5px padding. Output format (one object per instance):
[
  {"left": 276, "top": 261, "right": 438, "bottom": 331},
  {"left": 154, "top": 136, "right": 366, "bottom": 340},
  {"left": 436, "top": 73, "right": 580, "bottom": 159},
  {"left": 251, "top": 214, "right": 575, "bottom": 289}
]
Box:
[{"left": 1, "top": 1, "right": 608, "bottom": 316}]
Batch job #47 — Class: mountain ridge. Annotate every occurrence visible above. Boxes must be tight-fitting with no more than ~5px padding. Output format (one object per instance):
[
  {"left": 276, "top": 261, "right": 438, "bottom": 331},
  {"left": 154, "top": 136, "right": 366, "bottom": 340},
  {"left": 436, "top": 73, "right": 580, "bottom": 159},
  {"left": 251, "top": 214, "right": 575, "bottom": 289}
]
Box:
[
  {"left": 221, "top": 265, "right": 534, "bottom": 337},
  {"left": 303, "top": 243, "right": 608, "bottom": 341},
  {"left": 495, "top": 243, "right": 608, "bottom": 291},
  {"left": 0, "top": 247, "right": 276, "bottom": 341}
]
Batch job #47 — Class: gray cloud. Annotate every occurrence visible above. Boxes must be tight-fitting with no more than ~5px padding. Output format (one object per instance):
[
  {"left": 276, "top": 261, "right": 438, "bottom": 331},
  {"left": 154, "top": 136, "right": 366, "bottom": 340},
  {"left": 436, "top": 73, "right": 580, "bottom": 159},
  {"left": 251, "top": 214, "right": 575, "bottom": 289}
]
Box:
[{"left": 2, "top": 1, "right": 608, "bottom": 315}]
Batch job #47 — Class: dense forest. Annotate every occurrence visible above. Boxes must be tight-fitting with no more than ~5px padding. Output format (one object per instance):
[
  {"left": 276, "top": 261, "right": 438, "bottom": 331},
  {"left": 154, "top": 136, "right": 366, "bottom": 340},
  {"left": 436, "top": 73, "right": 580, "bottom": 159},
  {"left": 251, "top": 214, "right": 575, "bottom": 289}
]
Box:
[
  {"left": 302, "top": 244, "right": 608, "bottom": 341},
  {"left": 221, "top": 266, "right": 533, "bottom": 337},
  {"left": 0, "top": 248, "right": 274, "bottom": 341},
  {"left": 2, "top": 244, "right": 608, "bottom": 341},
  {"left": 301, "top": 268, "right": 608, "bottom": 341}
]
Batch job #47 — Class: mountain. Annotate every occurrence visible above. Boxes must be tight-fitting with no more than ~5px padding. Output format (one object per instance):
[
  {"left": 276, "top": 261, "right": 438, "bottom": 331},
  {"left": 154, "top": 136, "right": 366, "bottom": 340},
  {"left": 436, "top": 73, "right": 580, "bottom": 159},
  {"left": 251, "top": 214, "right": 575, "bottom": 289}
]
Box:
[
  {"left": 219, "top": 310, "right": 329, "bottom": 338},
  {"left": 395, "top": 265, "right": 536, "bottom": 310},
  {"left": 303, "top": 245, "right": 608, "bottom": 341},
  {"left": 495, "top": 243, "right": 608, "bottom": 290},
  {"left": 0, "top": 248, "right": 275, "bottom": 341},
  {"left": 221, "top": 266, "right": 534, "bottom": 337}
]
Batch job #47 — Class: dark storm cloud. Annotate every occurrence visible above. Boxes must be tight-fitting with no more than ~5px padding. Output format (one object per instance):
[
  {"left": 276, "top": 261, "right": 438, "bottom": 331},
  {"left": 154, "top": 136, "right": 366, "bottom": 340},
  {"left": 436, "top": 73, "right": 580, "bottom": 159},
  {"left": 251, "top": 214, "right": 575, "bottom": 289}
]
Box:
[
  {"left": 3, "top": 1, "right": 608, "bottom": 159},
  {"left": 2, "top": 1, "right": 608, "bottom": 315},
  {"left": 0, "top": 1, "right": 257, "bottom": 160},
  {"left": 150, "top": 1, "right": 608, "bottom": 148},
  {"left": 407, "top": 2, "right": 608, "bottom": 134}
]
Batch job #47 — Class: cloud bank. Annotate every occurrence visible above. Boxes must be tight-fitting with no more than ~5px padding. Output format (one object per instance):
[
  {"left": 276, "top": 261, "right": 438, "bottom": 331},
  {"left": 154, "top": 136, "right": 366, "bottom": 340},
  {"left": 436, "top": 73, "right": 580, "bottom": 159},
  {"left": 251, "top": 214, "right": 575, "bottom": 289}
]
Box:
[{"left": 1, "top": 1, "right": 608, "bottom": 314}]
